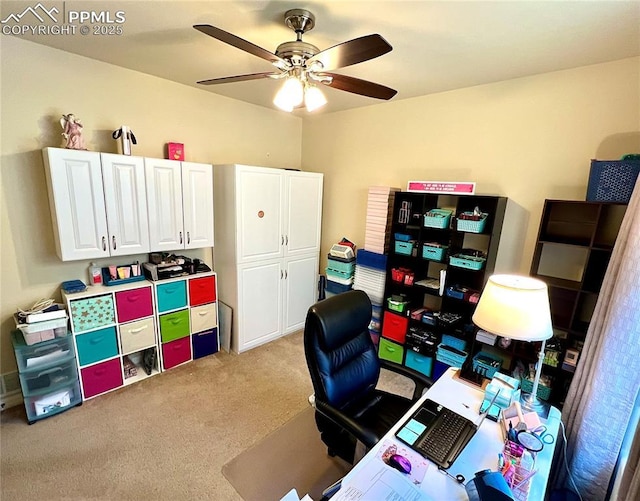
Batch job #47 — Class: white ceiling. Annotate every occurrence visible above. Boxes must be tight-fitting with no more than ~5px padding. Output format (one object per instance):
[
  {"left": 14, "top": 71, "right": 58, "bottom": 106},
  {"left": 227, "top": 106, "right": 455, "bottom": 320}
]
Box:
[{"left": 4, "top": 1, "right": 640, "bottom": 115}]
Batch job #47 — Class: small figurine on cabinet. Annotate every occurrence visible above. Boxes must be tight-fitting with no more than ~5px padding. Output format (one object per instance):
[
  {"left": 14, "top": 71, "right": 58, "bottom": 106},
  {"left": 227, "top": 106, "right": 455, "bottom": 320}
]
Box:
[{"left": 60, "top": 113, "right": 86, "bottom": 150}]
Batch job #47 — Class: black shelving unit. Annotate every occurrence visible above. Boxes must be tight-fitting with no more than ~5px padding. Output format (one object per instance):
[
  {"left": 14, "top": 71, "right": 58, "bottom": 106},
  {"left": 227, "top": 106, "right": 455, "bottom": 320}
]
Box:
[
  {"left": 378, "top": 192, "right": 512, "bottom": 382},
  {"left": 530, "top": 199, "right": 627, "bottom": 408}
]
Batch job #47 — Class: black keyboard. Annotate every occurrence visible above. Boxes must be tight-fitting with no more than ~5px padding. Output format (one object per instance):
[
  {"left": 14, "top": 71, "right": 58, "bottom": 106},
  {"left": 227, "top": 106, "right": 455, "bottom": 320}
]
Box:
[{"left": 416, "top": 410, "right": 469, "bottom": 464}]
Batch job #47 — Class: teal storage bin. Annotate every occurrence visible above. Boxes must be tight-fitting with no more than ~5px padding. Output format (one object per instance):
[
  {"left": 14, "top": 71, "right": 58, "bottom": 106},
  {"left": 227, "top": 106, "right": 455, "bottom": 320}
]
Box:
[
  {"left": 156, "top": 280, "right": 188, "bottom": 313},
  {"left": 405, "top": 351, "right": 433, "bottom": 377},
  {"left": 394, "top": 240, "right": 414, "bottom": 255},
  {"left": 75, "top": 326, "right": 118, "bottom": 366}
]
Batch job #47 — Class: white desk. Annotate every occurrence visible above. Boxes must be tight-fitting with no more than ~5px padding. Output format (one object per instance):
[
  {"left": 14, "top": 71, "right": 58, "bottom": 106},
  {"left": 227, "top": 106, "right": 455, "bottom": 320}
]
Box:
[{"left": 335, "top": 367, "right": 561, "bottom": 501}]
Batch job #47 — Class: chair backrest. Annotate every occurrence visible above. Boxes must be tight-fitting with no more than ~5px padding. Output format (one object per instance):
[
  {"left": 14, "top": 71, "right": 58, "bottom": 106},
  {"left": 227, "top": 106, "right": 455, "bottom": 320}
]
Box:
[{"left": 304, "top": 290, "right": 380, "bottom": 410}]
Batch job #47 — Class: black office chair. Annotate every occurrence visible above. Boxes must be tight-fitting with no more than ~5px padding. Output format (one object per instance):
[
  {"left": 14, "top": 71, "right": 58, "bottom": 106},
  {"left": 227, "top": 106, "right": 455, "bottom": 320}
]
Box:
[{"left": 304, "top": 289, "right": 433, "bottom": 464}]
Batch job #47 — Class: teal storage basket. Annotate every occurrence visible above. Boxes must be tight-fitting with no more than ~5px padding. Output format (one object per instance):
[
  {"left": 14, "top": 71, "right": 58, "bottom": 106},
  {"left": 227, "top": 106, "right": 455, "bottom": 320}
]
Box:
[
  {"left": 422, "top": 243, "right": 447, "bottom": 261},
  {"left": 472, "top": 352, "right": 503, "bottom": 378},
  {"left": 456, "top": 213, "right": 488, "bottom": 233},
  {"left": 424, "top": 209, "right": 452, "bottom": 229},
  {"left": 394, "top": 240, "right": 414, "bottom": 255},
  {"left": 449, "top": 254, "right": 486, "bottom": 271}
]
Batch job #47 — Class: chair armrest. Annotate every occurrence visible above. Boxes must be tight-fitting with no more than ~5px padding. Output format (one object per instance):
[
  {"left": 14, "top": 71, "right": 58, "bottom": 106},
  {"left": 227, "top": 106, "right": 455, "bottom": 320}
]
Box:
[
  {"left": 315, "top": 398, "right": 380, "bottom": 448},
  {"left": 379, "top": 359, "right": 433, "bottom": 401}
]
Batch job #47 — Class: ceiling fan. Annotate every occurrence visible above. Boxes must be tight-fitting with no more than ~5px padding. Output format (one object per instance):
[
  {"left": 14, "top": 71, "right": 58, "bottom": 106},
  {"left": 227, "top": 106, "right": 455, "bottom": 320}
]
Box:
[{"left": 194, "top": 8, "right": 397, "bottom": 112}]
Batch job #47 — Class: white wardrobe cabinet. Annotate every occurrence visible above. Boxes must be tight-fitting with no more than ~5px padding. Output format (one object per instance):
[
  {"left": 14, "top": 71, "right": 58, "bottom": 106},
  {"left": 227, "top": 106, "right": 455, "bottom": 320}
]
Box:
[
  {"left": 43, "top": 148, "right": 149, "bottom": 261},
  {"left": 145, "top": 159, "right": 214, "bottom": 252},
  {"left": 214, "top": 164, "right": 323, "bottom": 353}
]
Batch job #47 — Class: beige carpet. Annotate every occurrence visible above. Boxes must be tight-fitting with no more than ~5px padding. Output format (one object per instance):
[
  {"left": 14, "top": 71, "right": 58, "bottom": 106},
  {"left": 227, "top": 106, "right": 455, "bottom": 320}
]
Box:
[
  {"left": 222, "top": 406, "right": 351, "bottom": 501},
  {"left": 1, "top": 330, "right": 413, "bottom": 500}
]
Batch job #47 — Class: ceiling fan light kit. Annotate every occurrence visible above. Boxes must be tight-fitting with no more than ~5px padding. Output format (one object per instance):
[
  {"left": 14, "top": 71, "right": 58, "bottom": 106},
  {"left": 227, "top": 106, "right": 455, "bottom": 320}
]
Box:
[{"left": 194, "top": 8, "right": 397, "bottom": 113}]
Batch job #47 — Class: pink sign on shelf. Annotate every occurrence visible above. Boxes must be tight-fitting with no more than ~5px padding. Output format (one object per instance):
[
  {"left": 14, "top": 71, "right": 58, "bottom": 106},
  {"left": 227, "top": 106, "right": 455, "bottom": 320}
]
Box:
[{"left": 407, "top": 181, "right": 476, "bottom": 195}]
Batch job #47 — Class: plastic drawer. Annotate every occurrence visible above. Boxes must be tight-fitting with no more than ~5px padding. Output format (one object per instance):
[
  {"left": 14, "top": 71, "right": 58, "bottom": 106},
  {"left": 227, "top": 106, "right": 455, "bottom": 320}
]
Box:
[
  {"left": 378, "top": 338, "right": 404, "bottom": 365},
  {"left": 12, "top": 331, "right": 75, "bottom": 373},
  {"left": 75, "top": 326, "right": 119, "bottom": 366},
  {"left": 162, "top": 337, "right": 192, "bottom": 370},
  {"left": 20, "top": 357, "right": 78, "bottom": 396},
  {"left": 190, "top": 303, "right": 217, "bottom": 334},
  {"left": 80, "top": 358, "right": 123, "bottom": 399},
  {"left": 69, "top": 294, "right": 115, "bottom": 333},
  {"left": 119, "top": 318, "right": 156, "bottom": 355},
  {"left": 115, "top": 286, "right": 153, "bottom": 323},
  {"left": 156, "top": 280, "right": 188, "bottom": 313},
  {"left": 159, "top": 310, "right": 190, "bottom": 343},
  {"left": 405, "top": 351, "right": 433, "bottom": 378},
  {"left": 23, "top": 380, "right": 82, "bottom": 423},
  {"left": 381, "top": 311, "right": 409, "bottom": 344},
  {"left": 189, "top": 275, "right": 216, "bottom": 306},
  {"left": 192, "top": 328, "right": 219, "bottom": 359}
]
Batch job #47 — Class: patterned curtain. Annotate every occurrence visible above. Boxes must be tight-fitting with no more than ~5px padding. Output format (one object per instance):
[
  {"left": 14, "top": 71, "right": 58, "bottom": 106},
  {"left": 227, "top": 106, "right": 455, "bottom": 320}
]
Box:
[{"left": 553, "top": 176, "right": 640, "bottom": 500}]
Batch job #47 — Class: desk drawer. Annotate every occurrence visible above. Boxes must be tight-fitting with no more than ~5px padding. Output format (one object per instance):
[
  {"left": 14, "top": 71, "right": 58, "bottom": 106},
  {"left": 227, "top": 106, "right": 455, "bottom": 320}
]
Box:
[
  {"left": 119, "top": 318, "right": 155, "bottom": 354},
  {"left": 162, "top": 337, "right": 191, "bottom": 370},
  {"left": 159, "top": 310, "right": 190, "bottom": 343},
  {"left": 76, "top": 327, "right": 118, "bottom": 366},
  {"left": 115, "top": 287, "right": 153, "bottom": 323},
  {"left": 189, "top": 276, "right": 216, "bottom": 306},
  {"left": 190, "top": 303, "right": 217, "bottom": 333},
  {"left": 80, "top": 358, "right": 123, "bottom": 399},
  {"left": 156, "top": 281, "right": 187, "bottom": 313}
]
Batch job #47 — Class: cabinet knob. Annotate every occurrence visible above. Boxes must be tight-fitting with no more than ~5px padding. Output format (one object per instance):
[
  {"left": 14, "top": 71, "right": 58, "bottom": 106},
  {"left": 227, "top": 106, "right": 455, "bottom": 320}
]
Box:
[
  {"left": 112, "top": 236, "right": 117, "bottom": 250},
  {"left": 179, "top": 232, "right": 183, "bottom": 244},
  {"left": 187, "top": 232, "right": 191, "bottom": 244},
  {"left": 102, "top": 236, "right": 107, "bottom": 251}
]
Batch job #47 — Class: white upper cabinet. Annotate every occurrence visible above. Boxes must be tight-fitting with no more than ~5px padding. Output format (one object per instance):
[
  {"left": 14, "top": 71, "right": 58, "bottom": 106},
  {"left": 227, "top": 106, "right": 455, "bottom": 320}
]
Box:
[
  {"left": 237, "top": 167, "right": 284, "bottom": 262},
  {"left": 100, "top": 153, "right": 149, "bottom": 256},
  {"left": 285, "top": 171, "right": 323, "bottom": 257},
  {"left": 236, "top": 166, "right": 322, "bottom": 263},
  {"left": 43, "top": 148, "right": 149, "bottom": 261},
  {"left": 182, "top": 162, "right": 214, "bottom": 249},
  {"left": 145, "top": 158, "right": 214, "bottom": 252},
  {"left": 145, "top": 158, "right": 184, "bottom": 251}
]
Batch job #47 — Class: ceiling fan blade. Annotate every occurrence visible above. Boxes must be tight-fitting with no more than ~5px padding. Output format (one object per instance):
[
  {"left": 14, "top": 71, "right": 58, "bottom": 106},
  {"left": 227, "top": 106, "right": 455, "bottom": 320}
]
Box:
[
  {"left": 194, "top": 24, "right": 288, "bottom": 67},
  {"left": 308, "top": 34, "right": 392, "bottom": 71},
  {"left": 319, "top": 73, "right": 397, "bottom": 100},
  {"left": 197, "top": 72, "right": 279, "bottom": 85}
]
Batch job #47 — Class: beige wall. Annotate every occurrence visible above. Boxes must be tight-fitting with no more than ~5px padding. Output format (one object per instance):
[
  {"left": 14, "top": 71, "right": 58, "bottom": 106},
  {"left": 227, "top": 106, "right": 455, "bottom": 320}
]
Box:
[
  {"left": 0, "top": 37, "right": 302, "bottom": 373},
  {"left": 303, "top": 57, "right": 640, "bottom": 273},
  {"left": 1, "top": 37, "right": 638, "bottom": 376}
]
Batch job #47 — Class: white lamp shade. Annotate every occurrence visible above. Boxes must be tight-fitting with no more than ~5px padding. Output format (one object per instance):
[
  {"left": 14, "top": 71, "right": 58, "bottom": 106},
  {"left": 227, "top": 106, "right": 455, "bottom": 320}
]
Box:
[
  {"left": 472, "top": 274, "right": 553, "bottom": 342},
  {"left": 273, "top": 76, "right": 304, "bottom": 111},
  {"left": 304, "top": 85, "right": 327, "bottom": 112}
]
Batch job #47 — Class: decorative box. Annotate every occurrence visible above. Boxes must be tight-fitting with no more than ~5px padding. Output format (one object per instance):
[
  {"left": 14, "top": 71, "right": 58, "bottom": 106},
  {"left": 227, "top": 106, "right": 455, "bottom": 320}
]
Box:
[{"left": 166, "top": 142, "right": 185, "bottom": 161}]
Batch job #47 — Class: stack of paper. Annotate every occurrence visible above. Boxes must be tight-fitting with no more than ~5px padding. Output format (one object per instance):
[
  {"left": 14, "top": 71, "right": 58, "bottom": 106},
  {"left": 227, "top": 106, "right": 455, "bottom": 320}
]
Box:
[
  {"left": 364, "top": 186, "right": 400, "bottom": 254},
  {"left": 353, "top": 265, "right": 387, "bottom": 306}
]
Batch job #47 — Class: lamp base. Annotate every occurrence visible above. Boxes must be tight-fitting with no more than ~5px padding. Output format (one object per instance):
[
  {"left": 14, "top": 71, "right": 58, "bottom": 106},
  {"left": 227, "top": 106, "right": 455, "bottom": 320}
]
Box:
[{"left": 520, "top": 393, "right": 550, "bottom": 419}]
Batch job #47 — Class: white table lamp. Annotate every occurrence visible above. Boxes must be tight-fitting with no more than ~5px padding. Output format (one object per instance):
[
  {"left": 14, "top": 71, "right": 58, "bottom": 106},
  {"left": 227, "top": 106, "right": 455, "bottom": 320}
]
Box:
[{"left": 472, "top": 274, "right": 553, "bottom": 416}]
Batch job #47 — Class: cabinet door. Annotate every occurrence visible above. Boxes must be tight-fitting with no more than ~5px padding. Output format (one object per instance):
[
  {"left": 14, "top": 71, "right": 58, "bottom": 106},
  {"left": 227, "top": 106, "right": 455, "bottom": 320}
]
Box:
[
  {"left": 237, "top": 260, "right": 282, "bottom": 352},
  {"left": 43, "top": 148, "right": 109, "bottom": 261},
  {"left": 100, "top": 153, "right": 150, "bottom": 256},
  {"left": 285, "top": 172, "right": 323, "bottom": 257},
  {"left": 145, "top": 158, "right": 184, "bottom": 251},
  {"left": 237, "top": 167, "right": 284, "bottom": 262},
  {"left": 182, "top": 162, "right": 214, "bottom": 249},
  {"left": 283, "top": 254, "right": 319, "bottom": 334}
]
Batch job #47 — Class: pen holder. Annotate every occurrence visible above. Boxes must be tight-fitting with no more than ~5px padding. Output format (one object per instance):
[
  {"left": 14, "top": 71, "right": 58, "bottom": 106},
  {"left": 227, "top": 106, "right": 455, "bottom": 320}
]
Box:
[{"left": 502, "top": 440, "right": 536, "bottom": 501}]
